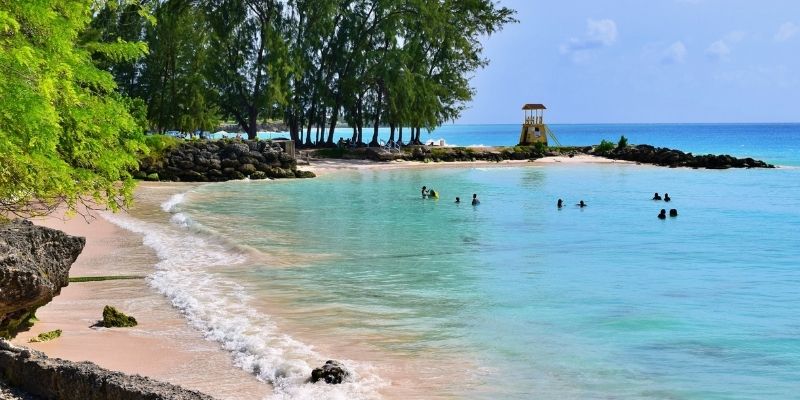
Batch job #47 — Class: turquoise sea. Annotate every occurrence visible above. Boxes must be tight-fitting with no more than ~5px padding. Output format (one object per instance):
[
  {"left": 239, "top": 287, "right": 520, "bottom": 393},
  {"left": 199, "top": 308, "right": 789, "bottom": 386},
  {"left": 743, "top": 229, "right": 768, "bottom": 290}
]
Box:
[{"left": 112, "top": 124, "right": 800, "bottom": 399}]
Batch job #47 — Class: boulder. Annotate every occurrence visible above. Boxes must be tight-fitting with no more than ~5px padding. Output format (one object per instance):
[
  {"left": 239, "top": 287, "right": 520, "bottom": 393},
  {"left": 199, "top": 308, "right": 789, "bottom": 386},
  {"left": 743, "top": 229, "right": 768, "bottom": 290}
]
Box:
[
  {"left": 101, "top": 306, "right": 137, "bottom": 328},
  {"left": 310, "top": 360, "right": 348, "bottom": 384},
  {"left": 0, "top": 220, "right": 85, "bottom": 338}
]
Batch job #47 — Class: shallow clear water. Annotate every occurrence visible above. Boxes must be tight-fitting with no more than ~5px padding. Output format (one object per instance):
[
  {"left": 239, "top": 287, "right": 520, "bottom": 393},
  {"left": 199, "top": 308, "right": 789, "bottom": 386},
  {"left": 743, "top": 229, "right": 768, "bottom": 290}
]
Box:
[{"left": 121, "top": 124, "right": 800, "bottom": 399}]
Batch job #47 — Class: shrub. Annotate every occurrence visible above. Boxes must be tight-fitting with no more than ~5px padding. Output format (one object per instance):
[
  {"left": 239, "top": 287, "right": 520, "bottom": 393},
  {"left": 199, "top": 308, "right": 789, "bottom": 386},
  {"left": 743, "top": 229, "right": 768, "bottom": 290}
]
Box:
[
  {"left": 617, "top": 135, "right": 629, "bottom": 149},
  {"left": 596, "top": 139, "right": 615, "bottom": 153}
]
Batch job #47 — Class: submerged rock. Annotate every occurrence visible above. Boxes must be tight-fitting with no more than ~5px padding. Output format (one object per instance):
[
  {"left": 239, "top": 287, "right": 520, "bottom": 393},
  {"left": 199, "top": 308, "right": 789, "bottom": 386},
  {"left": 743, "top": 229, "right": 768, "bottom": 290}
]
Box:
[
  {"left": 310, "top": 360, "right": 349, "bottom": 384},
  {"left": 0, "top": 220, "right": 85, "bottom": 339},
  {"left": 101, "top": 306, "right": 137, "bottom": 328}
]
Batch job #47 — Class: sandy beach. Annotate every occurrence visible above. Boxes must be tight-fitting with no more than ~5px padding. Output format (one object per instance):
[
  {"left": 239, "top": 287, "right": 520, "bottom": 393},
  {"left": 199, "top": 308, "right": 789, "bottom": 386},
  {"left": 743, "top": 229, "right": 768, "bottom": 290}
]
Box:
[
  {"left": 9, "top": 155, "right": 628, "bottom": 399},
  {"left": 11, "top": 183, "right": 272, "bottom": 400}
]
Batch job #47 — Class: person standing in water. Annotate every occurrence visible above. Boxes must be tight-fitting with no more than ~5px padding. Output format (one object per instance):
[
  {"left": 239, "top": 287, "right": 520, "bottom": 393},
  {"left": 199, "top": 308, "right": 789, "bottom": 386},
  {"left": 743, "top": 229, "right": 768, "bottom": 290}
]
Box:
[
  {"left": 664, "top": 193, "right": 671, "bottom": 202},
  {"left": 472, "top": 193, "right": 480, "bottom": 205},
  {"left": 455, "top": 197, "right": 461, "bottom": 204},
  {"left": 652, "top": 192, "right": 662, "bottom": 200},
  {"left": 421, "top": 186, "right": 429, "bottom": 198},
  {"left": 577, "top": 200, "right": 587, "bottom": 207},
  {"left": 658, "top": 209, "right": 667, "bottom": 219},
  {"left": 557, "top": 199, "right": 563, "bottom": 209}
]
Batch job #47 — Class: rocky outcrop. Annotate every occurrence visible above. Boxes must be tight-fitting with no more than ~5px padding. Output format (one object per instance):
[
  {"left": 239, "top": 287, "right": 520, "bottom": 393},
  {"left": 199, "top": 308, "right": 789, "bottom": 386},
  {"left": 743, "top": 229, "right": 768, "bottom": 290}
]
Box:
[
  {"left": 136, "top": 139, "right": 315, "bottom": 182},
  {"left": 310, "top": 360, "right": 348, "bottom": 384},
  {"left": 333, "top": 145, "right": 549, "bottom": 163},
  {"left": 594, "top": 144, "right": 774, "bottom": 169},
  {"left": 101, "top": 306, "right": 137, "bottom": 328},
  {"left": 0, "top": 340, "right": 215, "bottom": 400},
  {"left": 0, "top": 220, "right": 85, "bottom": 338}
]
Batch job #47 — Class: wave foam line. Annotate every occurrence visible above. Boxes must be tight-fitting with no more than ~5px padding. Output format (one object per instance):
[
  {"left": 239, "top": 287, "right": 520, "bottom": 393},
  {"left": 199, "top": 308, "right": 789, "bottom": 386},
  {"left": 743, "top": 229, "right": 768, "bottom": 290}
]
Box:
[{"left": 103, "top": 207, "right": 387, "bottom": 399}]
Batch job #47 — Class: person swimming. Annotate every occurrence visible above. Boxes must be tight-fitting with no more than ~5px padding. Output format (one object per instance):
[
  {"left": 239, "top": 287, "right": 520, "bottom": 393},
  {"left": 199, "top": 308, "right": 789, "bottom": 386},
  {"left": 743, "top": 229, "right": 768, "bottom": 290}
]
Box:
[
  {"left": 658, "top": 209, "right": 667, "bottom": 219},
  {"left": 421, "top": 186, "right": 429, "bottom": 198},
  {"left": 664, "top": 193, "right": 671, "bottom": 202},
  {"left": 669, "top": 208, "right": 678, "bottom": 217},
  {"left": 557, "top": 198, "right": 563, "bottom": 209},
  {"left": 577, "top": 200, "right": 587, "bottom": 207},
  {"left": 652, "top": 192, "right": 662, "bottom": 200},
  {"left": 471, "top": 193, "right": 480, "bottom": 205},
  {"left": 455, "top": 197, "right": 460, "bottom": 204},
  {"left": 429, "top": 189, "right": 439, "bottom": 199}
]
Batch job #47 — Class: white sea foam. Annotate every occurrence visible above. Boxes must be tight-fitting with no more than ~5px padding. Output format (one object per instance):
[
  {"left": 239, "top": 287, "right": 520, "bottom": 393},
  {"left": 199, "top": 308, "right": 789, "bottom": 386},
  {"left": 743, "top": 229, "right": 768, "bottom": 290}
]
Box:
[
  {"left": 102, "top": 194, "right": 387, "bottom": 399},
  {"left": 161, "top": 192, "right": 186, "bottom": 213}
]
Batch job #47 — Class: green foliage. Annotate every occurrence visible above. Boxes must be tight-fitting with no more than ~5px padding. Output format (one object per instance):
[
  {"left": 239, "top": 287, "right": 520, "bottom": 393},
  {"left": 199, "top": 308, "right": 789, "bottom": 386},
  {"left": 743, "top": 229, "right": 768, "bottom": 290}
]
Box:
[
  {"left": 0, "top": 0, "right": 149, "bottom": 219},
  {"left": 29, "top": 329, "right": 62, "bottom": 343},
  {"left": 101, "top": 305, "right": 138, "bottom": 328},
  {"left": 0, "top": 309, "right": 37, "bottom": 339},
  {"left": 596, "top": 139, "right": 615, "bottom": 153},
  {"left": 145, "top": 173, "right": 160, "bottom": 181},
  {"left": 617, "top": 135, "right": 629, "bottom": 149}
]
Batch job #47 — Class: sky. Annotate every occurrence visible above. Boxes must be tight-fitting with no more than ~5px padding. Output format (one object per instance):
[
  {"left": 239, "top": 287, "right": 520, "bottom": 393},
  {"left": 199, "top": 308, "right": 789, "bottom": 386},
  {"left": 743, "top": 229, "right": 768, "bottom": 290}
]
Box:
[{"left": 456, "top": 0, "right": 800, "bottom": 124}]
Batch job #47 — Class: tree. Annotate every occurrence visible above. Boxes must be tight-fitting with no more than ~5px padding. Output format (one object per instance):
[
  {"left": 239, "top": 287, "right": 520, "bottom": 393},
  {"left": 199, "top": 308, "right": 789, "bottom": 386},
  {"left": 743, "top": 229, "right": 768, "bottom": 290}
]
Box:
[
  {"left": 0, "top": 0, "right": 148, "bottom": 219},
  {"left": 204, "top": 0, "right": 290, "bottom": 140}
]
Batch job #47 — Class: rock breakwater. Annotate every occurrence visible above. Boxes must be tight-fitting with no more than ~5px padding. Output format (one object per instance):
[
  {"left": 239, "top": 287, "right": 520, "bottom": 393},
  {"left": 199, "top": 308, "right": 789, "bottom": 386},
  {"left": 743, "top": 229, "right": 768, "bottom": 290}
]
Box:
[
  {"left": 136, "top": 140, "right": 315, "bottom": 182},
  {"left": 593, "top": 144, "right": 774, "bottom": 169}
]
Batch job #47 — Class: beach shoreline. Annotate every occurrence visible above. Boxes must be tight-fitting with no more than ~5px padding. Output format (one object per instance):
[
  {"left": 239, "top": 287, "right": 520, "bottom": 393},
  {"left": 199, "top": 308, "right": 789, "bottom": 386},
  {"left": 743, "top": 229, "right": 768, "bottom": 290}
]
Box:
[{"left": 10, "top": 183, "right": 272, "bottom": 400}]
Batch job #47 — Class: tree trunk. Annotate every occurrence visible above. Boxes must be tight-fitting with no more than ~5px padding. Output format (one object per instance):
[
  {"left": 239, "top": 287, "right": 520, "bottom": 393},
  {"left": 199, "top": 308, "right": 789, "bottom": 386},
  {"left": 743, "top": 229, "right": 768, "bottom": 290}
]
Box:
[
  {"left": 398, "top": 126, "right": 404, "bottom": 145},
  {"left": 389, "top": 124, "right": 395, "bottom": 144},
  {"left": 247, "top": 108, "right": 258, "bottom": 140},
  {"left": 369, "top": 86, "right": 383, "bottom": 147}
]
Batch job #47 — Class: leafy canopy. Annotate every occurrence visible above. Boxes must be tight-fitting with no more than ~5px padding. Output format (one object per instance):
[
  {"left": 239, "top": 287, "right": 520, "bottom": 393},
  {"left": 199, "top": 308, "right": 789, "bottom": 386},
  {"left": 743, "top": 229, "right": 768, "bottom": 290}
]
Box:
[{"left": 0, "top": 0, "right": 149, "bottom": 219}]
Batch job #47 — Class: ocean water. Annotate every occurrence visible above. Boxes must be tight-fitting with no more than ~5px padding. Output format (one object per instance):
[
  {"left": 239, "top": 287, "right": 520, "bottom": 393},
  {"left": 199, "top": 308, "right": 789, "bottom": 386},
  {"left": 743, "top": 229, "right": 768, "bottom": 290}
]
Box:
[{"left": 112, "top": 124, "right": 800, "bottom": 399}]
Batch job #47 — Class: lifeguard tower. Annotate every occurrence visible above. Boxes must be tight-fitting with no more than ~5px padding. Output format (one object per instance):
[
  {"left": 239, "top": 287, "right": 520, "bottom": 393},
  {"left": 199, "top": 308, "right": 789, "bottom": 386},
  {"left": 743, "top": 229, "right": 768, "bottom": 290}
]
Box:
[{"left": 519, "top": 103, "right": 557, "bottom": 146}]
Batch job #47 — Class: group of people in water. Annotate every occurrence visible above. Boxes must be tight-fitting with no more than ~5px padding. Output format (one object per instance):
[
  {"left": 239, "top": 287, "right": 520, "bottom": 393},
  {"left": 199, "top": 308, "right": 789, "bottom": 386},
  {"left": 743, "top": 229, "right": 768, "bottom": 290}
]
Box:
[
  {"left": 556, "top": 199, "right": 587, "bottom": 208},
  {"left": 653, "top": 192, "right": 678, "bottom": 219},
  {"left": 421, "top": 186, "right": 480, "bottom": 205},
  {"left": 422, "top": 186, "right": 676, "bottom": 218}
]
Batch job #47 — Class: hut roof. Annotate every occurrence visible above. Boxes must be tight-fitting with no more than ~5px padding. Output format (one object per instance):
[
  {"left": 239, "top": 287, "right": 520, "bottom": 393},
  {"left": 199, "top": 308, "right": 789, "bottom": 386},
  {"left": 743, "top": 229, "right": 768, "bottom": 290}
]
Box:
[{"left": 522, "top": 104, "right": 546, "bottom": 110}]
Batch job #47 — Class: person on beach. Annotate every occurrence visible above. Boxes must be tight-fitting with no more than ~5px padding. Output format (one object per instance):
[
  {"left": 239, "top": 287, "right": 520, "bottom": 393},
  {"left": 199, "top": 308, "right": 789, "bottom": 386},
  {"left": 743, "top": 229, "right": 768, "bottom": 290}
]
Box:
[
  {"left": 658, "top": 209, "right": 667, "bottom": 219},
  {"left": 664, "top": 193, "right": 671, "bottom": 202},
  {"left": 557, "top": 199, "right": 563, "bottom": 209},
  {"left": 421, "top": 186, "right": 429, "bottom": 198},
  {"left": 577, "top": 200, "right": 587, "bottom": 207},
  {"left": 472, "top": 194, "right": 480, "bottom": 205},
  {"left": 455, "top": 197, "right": 461, "bottom": 204},
  {"left": 652, "top": 192, "right": 662, "bottom": 200},
  {"left": 669, "top": 209, "right": 678, "bottom": 217}
]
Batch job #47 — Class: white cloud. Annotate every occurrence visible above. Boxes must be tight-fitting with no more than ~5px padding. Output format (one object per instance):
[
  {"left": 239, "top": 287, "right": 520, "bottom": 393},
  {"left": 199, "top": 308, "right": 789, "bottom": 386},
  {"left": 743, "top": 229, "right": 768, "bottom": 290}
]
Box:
[
  {"left": 705, "top": 40, "right": 731, "bottom": 60},
  {"left": 661, "top": 41, "right": 688, "bottom": 64},
  {"left": 775, "top": 22, "right": 799, "bottom": 41},
  {"left": 560, "top": 19, "right": 618, "bottom": 62},
  {"left": 704, "top": 32, "right": 744, "bottom": 61}
]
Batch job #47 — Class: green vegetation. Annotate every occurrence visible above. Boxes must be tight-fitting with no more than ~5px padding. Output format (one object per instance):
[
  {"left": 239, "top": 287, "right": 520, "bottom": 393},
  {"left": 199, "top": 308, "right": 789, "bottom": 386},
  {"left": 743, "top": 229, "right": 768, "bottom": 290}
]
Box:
[
  {"left": 0, "top": 309, "right": 37, "bottom": 339},
  {"left": 69, "top": 275, "right": 144, "bottom": 283},
  {"left": 101, "top": 305, "right": 138, "bottom": 328},
  {"left": 0, "top": 0, "right": 149, "bottom": 219},
  {"left": 29, "top": 329, "right": 62, "bottom": 343},
  {"left": 617, "top": 135, "right": 629, "bottom": 149},
  {"left": 596, "top": 140, "right": 616, "bottom": 153},
  {"left": 88, "top": 0, "right": 517, "bottom": 143}
]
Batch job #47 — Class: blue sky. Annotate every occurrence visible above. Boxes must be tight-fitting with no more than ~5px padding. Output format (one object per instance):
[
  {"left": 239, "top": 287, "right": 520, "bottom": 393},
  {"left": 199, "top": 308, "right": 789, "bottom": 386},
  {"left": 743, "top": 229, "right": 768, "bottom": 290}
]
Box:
[{"left": 457, "top": 0, "right": 800, "bottom": 124}]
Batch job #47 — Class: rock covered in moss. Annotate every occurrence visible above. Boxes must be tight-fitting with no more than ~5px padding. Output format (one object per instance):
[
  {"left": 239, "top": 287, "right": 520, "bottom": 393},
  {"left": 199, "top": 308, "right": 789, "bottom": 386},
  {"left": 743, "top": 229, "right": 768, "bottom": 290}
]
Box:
[
  {"left": 0, "top": 220, "right": 85, "bottom": 338},
  {"left": 101, "top": 306, "right": 137, "bottom": 328},
  {"left": 29, "top": 329, "right": 62, "bottom": 343}
]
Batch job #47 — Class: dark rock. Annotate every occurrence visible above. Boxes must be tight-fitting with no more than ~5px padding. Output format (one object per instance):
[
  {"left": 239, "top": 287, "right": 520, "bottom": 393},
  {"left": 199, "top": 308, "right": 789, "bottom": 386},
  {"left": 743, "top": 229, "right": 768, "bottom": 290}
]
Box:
[
  {"left": 0, "top": 220, "right": 85, "bottom": 338},
  {"left": 595, "top": 144, "right": 774, "bottom": 169},
  {"left": 295, "top": 170, "right": 316, "bottom": 178},
  {"left": 310, "top": 360, "right": 348, "bottom": 384},
  {"left": 0, "top": 340, "right": 215, "bottom": 399},
  {"left": 239, "top": 163, "right": 257, "bottom": 175}
]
